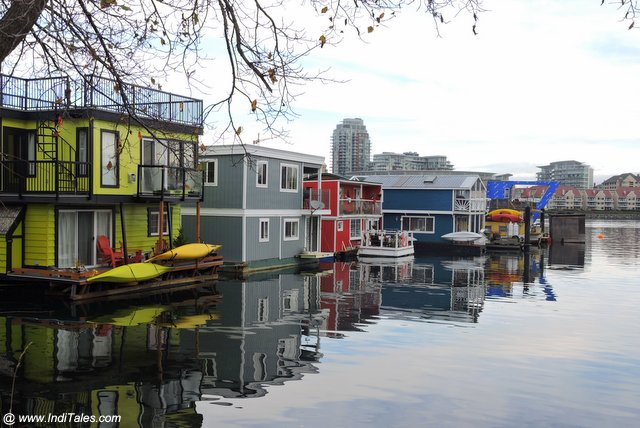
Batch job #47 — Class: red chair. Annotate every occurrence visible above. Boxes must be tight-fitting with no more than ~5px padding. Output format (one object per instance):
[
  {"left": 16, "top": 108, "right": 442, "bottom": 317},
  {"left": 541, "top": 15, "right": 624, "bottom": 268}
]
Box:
[{"left": 97, "top": 235, "right": 125, "bottom": 267}]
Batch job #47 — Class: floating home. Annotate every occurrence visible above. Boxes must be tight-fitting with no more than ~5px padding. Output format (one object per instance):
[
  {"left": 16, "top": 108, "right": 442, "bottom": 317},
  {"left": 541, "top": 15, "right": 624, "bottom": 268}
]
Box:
[
  {"left": 358, "top": 174, "right": 488, "bottom": 253},
  {"left": 0, "top": 73, "right": 204, "bottom": 282},
  {"left": 303, "top": 173, "right": 382, "bottom": 257},
  {"left": 182, "top": 145, "right": 329, "bottom": 273}
]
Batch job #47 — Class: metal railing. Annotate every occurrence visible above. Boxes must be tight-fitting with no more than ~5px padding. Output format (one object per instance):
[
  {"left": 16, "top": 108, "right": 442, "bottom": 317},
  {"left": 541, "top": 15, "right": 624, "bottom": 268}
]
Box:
[
  {"left": 303, "top": 188, "right": 331, "bottom": 212},
  {"left": 338, "top": 198, "right": 381, "bottom": 216},
  {"left": 1, "top": 73, "right": 203, "bottom": 127},
  {"left": 137, "top": 165, "right": 203, "bottom": 199},
  {"left": 0, "top": 160, "right": 90, "bottom": 195}
]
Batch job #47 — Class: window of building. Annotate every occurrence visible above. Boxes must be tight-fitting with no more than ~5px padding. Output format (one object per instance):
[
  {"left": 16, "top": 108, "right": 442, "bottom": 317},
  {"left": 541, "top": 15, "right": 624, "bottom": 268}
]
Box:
[
  {"left": 257, "top": 161, "right": 268, "bottom": 187},
  {"left": 337, "top": 221, "right": 343, "bottom": 232},
  {"left": 148, "top": 208, "right": 170, "bottom": 236},
  {"left": 26, "top": 132, "right": 36, "bottom": 176},
  {"left": 259, "top": 218, "right": 269, "bottom": 242},
  {"left": 257, "top": 298, "right": 269, "bottom": 322},
  {"left": 76, "top": 128, "right": 89, "bottom": 177},
  {"left": 401, "top": 216, "right": 435, "bottom": 233},
  {"left": 350, "top": 219, "right": 361, "bottom": 239},
  {"left": 100, "top": 130, "right": 119, "bottom": 187},
  {"left": 204, "top": 159, "right": 218, "bottom": 186},
  {"left": 280, "top": 163, "right": 298, "bottom": 192},
  {"left": 283, "top": 218, "right": 299, "bottom": 240}
]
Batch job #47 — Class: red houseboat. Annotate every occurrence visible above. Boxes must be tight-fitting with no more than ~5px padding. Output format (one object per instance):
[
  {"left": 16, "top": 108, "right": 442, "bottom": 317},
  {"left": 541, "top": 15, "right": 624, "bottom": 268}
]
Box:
[{"left": 304, "top": 174, "right": 383, "bottom": 257}]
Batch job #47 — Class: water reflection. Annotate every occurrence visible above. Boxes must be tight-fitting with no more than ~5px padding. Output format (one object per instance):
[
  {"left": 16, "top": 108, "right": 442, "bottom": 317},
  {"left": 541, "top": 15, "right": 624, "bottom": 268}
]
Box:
[{"left": 0, "top": 248, "right": 569, "bottom": 426}]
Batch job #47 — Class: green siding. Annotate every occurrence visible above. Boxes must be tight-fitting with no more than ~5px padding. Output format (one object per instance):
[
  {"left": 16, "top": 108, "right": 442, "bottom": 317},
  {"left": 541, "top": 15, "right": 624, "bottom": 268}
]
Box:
[
  {"left": 246, "top": 216, "right": 281, "bottom": 262},
  {"left": 192, "top": 216, "right": 242, "bottom": 262},
  {"left": 24, "top": 205, "right": 55, "bottom": 267}
]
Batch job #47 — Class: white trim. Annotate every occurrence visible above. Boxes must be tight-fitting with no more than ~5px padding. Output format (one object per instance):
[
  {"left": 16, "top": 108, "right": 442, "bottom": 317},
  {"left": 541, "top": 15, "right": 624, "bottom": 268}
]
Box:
[
  {"left": 280, "top": 162, "right": 299, "bottom": 193},
  {"left": 283, "top": 218, "right": 300, "bottom": 241},
  {"left": 256, "top": 160, "right": 268, "bottom": 188},
  {"left": 384, "top": 209, "right": 454, "bottom": 215},
  {"left": 242, "top": 215, "right": 247, "bottom": 261},
  {"left": 204, "top": 159, "right": 218, "bottom": 186},
  {"left": 349, "top": 219, "right": 361, "bottom": 240},
  {"left": 242, "top": 157, "right": 248, "bottom": 209},
  {"left": 202, "top": 144, "right": 324, "bottom": 166},
  {"left": 259, "top": 218, "right": 270, "bottom": 242},
  {"left": 182, "top": 207, "right": 307, "bottom": 217}
]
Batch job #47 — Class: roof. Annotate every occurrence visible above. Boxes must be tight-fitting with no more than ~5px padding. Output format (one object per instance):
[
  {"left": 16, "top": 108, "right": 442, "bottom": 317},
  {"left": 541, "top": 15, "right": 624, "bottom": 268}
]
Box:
[
  {"left": 358, "top": 174, "right": 481, "bottom": 190},
  {"left": 306, "top": 172, "right": 381, "bottom": 186},
  {"left": 0, "top": 206, "right": 23, "bottom": 234},
  {"left": 201, "top": 144, "right": 325, "bottom": 166}
]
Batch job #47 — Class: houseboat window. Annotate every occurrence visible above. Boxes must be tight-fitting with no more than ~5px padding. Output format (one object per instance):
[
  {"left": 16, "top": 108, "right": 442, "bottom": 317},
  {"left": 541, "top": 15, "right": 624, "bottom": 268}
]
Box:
[
  {"left": 350, "top": 219, "right": 361, "bottom": 239},
  {"left": 337, "top": 221, "right": 344, "bottom": 232},
  {"left": 259, "top": 218, "right": 269, "bottom": 242},
  {"left": 401, "top": 216, "right": 434, "bottom": 233},
  {"left": 283, "top": 219, "right": 299, "bottom": 240},
  {"left": 148, "top": 208, "right": 170, "bottom": 236},
  {"left": 27, "top": 133, "right": 36, "bottom": 176},
  {"left": 204, "top": 159, "right": 218, "bottom": 186},
  {"left": 257, "top": 161, "right": 268, "bottom": 187},
  {"left": 280, "top": 163, "right": 298, "bottom": 192},
  {"left": 76, "top": 128, "right": 88, "bottom": 177},
  {"left": 100, "top": 130, "right": 119, "bottom": 187}
]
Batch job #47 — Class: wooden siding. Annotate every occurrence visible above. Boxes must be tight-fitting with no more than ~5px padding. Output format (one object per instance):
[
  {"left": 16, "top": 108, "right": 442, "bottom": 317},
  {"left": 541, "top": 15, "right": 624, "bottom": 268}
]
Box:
[
  {"left": 201, "top": 155, "right": 244, "bottom": 209},
  {"left": 383, "top": 189, "right": 453, "bottom": 211},
  {"left": 245, "top": 157, "right": 303, "bottom": 210},
  {"left": 24, "top": 204, "right": 55, "bottom": 267},
  {"left": 246, "top": 216, "right": 281, "bottom": 262},
  {"left": 114, "top": 203, "right": 182, "bottom": 255},
  {"left": 0, "top": 235, "right": 6, "bottom": 274},
  {"left": 190, "top": 216, "right": 243, "bottom": 262},
  {"left": 383, "top": 213, "right": 453, "bottom": 243}
]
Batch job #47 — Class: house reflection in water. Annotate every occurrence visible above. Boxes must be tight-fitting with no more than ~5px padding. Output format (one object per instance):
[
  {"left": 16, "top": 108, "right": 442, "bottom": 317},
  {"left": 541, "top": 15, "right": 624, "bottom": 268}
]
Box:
[
  {"left": 313, "top": 258, "right": 487, "bottom": 325},
  {"left": 0, "top": 273, "right": 326, "bottom": 427}
]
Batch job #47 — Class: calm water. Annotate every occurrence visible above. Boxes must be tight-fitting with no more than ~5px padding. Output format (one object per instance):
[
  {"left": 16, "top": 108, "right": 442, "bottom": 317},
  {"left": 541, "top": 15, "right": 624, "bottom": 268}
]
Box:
[{"left": 0, "top": 220, "right": 639, "bottom": 427}]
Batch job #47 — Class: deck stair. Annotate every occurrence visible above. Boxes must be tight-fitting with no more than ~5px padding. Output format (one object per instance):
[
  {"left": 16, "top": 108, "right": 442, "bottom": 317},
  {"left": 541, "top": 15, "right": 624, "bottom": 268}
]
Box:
[{"left": 36, "top": 115, "right": 78, "bottom": 193}]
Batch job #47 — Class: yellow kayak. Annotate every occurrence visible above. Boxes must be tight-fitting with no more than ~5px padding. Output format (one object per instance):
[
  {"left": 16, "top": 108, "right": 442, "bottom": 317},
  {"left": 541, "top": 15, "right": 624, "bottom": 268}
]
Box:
[
  {"left": 146, "top": 243, "right": 222, "bottom": 263},
  {"left": 87, "top": 262, "right": 172, "bottom": 283},
  {"left": 487, "top": 208, "right": 521, "bottom": 217}
]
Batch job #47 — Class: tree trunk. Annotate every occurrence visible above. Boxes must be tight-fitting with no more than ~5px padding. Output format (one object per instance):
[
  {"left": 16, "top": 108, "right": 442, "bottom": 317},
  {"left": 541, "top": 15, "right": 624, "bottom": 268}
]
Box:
[{"left": 0, "top": 0, "right": 47, "bottom": 64}]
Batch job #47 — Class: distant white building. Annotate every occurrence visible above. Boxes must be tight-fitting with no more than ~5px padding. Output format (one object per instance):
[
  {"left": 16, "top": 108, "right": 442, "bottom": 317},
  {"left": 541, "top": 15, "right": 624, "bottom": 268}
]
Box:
[
  {"left": 369, "top": 151, "right": 453, "bottom": 172},
  {"left": 536, "top": 160, "right": 593, "bottom": 188}
]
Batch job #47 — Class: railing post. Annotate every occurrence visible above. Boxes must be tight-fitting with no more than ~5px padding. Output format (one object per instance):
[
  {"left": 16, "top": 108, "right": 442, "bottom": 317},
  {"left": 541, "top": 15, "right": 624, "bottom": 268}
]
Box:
[{"left": 55, "top": 161, "right": 59, "bottom": 198}]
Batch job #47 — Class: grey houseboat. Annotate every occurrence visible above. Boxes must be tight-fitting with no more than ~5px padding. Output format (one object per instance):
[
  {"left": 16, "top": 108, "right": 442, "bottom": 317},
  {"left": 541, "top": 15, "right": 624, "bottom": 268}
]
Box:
[{"left": 182, "top": 145, "right": 329, "bottom": 273}]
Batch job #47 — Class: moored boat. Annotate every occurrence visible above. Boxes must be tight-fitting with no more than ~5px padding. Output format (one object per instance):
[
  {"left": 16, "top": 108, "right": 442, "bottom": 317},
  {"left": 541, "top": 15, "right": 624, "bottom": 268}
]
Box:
[
  {"left": 441, "top": 231, "right": 487, "bottom": 242},
  {"left": 87, "top": 262, "right": 172, "bottom": 283},
  {"left": 146, "top": 243, "right": 222, "bottom": 263},
  {"left": 358, "top": 230, "right": 415, "bottom": 258}
]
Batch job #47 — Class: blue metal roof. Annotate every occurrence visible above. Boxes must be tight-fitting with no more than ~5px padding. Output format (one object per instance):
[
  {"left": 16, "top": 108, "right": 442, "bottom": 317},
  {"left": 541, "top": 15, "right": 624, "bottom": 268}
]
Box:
[{"left": 358, "top": 174, "right": 481, "bottom": 189}]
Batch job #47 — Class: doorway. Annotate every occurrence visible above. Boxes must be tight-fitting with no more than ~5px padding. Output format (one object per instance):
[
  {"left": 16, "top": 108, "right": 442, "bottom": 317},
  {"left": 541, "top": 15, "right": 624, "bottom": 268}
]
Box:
[{"left": 58, "top": 209, "right": 112, "bottom": 268}]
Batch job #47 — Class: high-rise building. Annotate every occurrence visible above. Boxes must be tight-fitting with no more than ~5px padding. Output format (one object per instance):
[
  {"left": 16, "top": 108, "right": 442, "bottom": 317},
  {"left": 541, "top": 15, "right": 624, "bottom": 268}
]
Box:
[
  {"left": 331, "top": 118, "right": 371, "bottom": 175},
  {"left": 536, "top": 160, "right": 594, "bottom": 188},
  {"left": 370, "top": 151, "right": 454, "bottom": 171}
]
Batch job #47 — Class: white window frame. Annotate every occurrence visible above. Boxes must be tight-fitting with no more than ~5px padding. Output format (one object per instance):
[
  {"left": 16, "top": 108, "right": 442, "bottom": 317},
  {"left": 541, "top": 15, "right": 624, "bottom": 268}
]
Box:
[
  {"left": 350, "top": 219, "right": 361, "bottom": 240},
  {"left": 256, "top": 160, "right": 268, "bottom": 188},
  {"left": 259, "top": 218, "right": 270, "bottom": 242},
  {"left": 401, "top": 215, "right": 435, "bottom": 234},
  {"left": 204, "top": 159, "right": 218, "bottom": 186},
  {"left": 337, "top": 221, "right": 344, "bottom": 232},
  {"left": 149, "top": 208, "right": 170, "bottom": 236},
  {"left": 283, "top": 218, "right": 299, "bottom": 241},
  {"left": 280, "top": 163, "right": 299, "bottom": 192}
]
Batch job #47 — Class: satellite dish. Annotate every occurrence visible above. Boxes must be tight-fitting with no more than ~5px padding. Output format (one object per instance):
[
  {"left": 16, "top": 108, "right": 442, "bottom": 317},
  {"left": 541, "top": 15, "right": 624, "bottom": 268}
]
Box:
[{"left": 310, "top": 200, "right": 324, "bottom": 210}]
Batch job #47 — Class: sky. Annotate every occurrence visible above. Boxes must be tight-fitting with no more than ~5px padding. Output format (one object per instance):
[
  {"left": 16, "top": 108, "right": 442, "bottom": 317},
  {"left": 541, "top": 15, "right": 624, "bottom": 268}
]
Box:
[{"left": 200, "top": 1, "right": 640, "bottom": 184}]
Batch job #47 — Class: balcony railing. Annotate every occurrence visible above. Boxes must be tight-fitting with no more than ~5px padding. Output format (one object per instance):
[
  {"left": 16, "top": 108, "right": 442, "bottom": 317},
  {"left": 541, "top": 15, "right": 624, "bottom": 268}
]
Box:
[
  {"left": 138, "top": 165, "right": 203, "bottom": 199},
  {"left": 339, "top": 198, "right": 381, "bottom": 216},
  {"left": 303, "top": 188, "right": 331, "bottom": 212},
  {"left": 0, "top": 73, "right": 203, "bottom": 127},
  {"left": 0, "top": 160, "right": 90, "bottom": 195}
]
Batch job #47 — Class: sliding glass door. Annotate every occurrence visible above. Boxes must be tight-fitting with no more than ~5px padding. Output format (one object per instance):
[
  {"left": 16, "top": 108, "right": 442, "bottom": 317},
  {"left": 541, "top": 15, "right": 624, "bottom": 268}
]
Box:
[{"left": 58, "top": 210, "right": 112, "bottom": 268}]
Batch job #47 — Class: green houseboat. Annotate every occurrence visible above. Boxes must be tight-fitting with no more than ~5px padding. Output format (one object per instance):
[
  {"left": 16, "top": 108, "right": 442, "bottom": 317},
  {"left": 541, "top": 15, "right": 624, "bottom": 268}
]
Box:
[{"left": 0, "top": 73, "right": 204, "bottom": 284}]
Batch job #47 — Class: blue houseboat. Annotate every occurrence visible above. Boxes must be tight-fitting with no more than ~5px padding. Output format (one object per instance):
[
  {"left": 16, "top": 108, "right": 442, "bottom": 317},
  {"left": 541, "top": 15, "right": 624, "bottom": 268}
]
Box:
[{"left": 358, "top": 174, "right": 487, "bottom": 253}]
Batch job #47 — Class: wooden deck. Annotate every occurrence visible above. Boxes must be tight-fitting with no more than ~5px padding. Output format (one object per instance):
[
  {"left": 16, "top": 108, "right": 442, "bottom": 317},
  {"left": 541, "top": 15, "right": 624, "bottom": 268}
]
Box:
[{"left": 5, "top": 255, "right": 224, "bottom": 301}]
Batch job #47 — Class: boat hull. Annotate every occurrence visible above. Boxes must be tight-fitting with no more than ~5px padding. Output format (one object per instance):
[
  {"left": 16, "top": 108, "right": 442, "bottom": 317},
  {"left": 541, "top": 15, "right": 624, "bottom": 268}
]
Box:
[
  {"left": 87, "top": 263, "right": 172, "bottom": 283},
  {"left": 358, "top": 245, "right": 415, "bottom": 258}
]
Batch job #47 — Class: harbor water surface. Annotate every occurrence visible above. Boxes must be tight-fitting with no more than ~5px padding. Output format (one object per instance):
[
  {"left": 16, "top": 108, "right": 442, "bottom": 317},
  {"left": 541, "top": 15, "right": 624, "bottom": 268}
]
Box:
[{"left": 0, "top": 220, "right": 639, "bottom": 427}]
